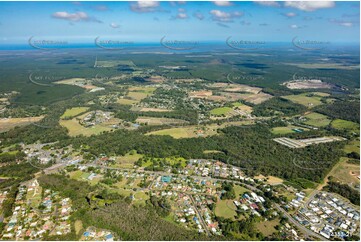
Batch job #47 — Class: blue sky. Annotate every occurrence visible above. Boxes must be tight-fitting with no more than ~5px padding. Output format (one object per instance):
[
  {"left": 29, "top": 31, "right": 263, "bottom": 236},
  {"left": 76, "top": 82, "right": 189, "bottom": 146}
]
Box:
[{"left": 0, "top": 1, "right": 359, "bottom": 45}]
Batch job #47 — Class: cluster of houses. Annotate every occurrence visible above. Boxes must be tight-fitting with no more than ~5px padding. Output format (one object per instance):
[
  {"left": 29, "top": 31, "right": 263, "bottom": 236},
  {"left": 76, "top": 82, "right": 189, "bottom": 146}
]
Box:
[
  {"left": 193, "top": 194, "right": 221, "bottom": 235},
  {"left": 295, "top": 192, "right": 360, "bottom": 239},
  {"left": 288, "top": 192, "right": 306, "bottom": 209},
  {"left": 22, "top": 143, "right": 81, "bottom": 167},
  {"left": 152, "top": 175, "right": 220, "bottom": 196},
  {"left": 185, "top": 159, "right": 245, "bottom": 180},
  {"left": 0, "top": 180, "right": 73, "bottom": 240},
  {"left": 81, "top": 110, "right": 112, "bottom": 127},
  {"left": 233, "top": 192, "right": 266, "bottom": 217},
  {"left": 171, "top": 193, "right": 212, "bottom": 234},
  {"left": 82, "top": 227, "right": 115, "bottom": 241}
]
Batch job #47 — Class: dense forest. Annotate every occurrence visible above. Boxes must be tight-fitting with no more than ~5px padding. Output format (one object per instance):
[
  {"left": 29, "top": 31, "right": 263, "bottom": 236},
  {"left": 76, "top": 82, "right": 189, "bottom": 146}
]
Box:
[
  {"left": 316, "top": 100, "right": 360, "bottom": 123},
  {"left": 252, "top": 98, "right": 307, "bottom": 117}
]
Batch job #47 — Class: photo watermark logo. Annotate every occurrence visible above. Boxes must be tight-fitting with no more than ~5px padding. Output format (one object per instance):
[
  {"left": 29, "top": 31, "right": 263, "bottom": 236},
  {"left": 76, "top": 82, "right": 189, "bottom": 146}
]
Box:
[
  {"left": 28, "top": 36, "right": 68, "bottom": 50},
  {"left": 95, "top": 36, "right": 134, "bottom": 50},
  {"left": 160, "top": 36, "right": 199, "bottom": 50},
  {"left": 292, "top": 36, "right": 330, "bottom": 51},
  {"left": 226, "top": 37, "right": 265, "bottom": 50},
  {"left": 29, "top": 71, "right": 66, "bottom": 87}
]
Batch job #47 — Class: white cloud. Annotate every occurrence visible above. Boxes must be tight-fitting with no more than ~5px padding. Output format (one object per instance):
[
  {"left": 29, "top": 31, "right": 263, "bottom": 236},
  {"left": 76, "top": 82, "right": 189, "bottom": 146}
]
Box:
[
  {"left": 289, "top": 24, "right": 299, "bottom": 29},
  {"left": 176, "top": 13, "right": 188, "bottom": 19},
  {"left": 110, "top": 22, "right": 120, "bottom": 28},
  {"left": 130, "top": 1, "right": 160, "bottom": 13},
  {"left": 340, "top": 22, "right": 353, "bottom": 27},
  {"left": 283, "top": 12, "right": 297, "bottom": 18},
  {"left": 254, "top": 1, "right": 281, "bottom": 7},
  {"left": 213, "top": 1, "right": 233, "bottom": 7},
  {"left": 284, "top": 1, "right": 335, "bottom": 12},
  {"left": 52, "top": 11, "right": 102, "bottom": 23},
  {"left": 210, "top": 9, "right": 243, "bottom": 22}
]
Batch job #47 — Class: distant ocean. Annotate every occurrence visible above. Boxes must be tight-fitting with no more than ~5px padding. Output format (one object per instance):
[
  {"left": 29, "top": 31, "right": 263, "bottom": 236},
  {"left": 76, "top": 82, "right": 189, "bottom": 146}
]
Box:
[{"left": 0, "top": 42, "right": 358, "bottom": 52}]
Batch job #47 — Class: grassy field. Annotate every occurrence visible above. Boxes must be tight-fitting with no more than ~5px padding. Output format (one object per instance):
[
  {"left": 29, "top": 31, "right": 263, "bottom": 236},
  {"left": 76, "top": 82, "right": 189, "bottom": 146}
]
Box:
[
  {"left": 271, "top": 125, "right": 308, "bottom": 135},
  {"left": 60, "top": 107, "right": 89, "bottom": 119},
  {"left": 215, "top": 199, "right": 237, "bottom": 219},
  {"left": 26, "top": 185, "right": 42, "bottom": 208},
  {"left": 331, "top": 119, "right": 360, "bottom": 131},
  {"left": 60, "top": 111, "right": 119, "bottom": 137},
  {"left": 129, "top": 86, "right": 156, "bottom": 94},
  {"left": 0, "top": 116, "right": 43, "bottom": 133},
  {"left": 140, "top": 156, "right": 187, "bottom": 168},
  {"left": 344, "top": 139, "right": 360, "bottom": 154},
  {"left": 256, "top": 219, "right": 280, "bottom": 237},
  {"left": 60, "top": 118, "right": 112, "bottom": 137},
  {"left": 74, "top": 220, "right": 83, "bottom": 235},
  {"left": 321, "top": 157, "right": 360, "bottom": 189},
  {"left": 147, "top": 127, "right": 198, "bottom": 139},
  {"left": 136, "top": 117, "right": 187, "bottom": 126},
  {"left": 303, "top": 112, "right": 331, "bottom": 127},
  {"left": 117, "top": 98, "right": 138, "bottom": 105},
  {"left": 146, "top": 121, "right": 254, "bottom": 139},
  {"left": 210, "top": 107, "right": 233, "bottom": 116},
  {"left": 112, "top": 151, "right": 143, "bottom": 169},
  {"left": 282, "top": 93, "right": 326, "bottom": 107},
  {"left": 234, "top": 185, "right": 250, "bottom": 199},
  {"left": 117, "top": 86, "right": 155, "bottom": 105},
  {"left": 127, "top": 91, "right": 149, "bottom": 101}
]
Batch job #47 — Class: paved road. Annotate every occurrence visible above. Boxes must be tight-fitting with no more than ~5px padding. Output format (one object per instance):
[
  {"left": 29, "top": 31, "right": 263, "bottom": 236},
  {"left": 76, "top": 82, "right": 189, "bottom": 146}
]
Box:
[
  {"left": 189, "top": 195, "right": 210, "bottom": 236},
  {"left": 274, "top": 204, "right": 327, "bottom": 241}
]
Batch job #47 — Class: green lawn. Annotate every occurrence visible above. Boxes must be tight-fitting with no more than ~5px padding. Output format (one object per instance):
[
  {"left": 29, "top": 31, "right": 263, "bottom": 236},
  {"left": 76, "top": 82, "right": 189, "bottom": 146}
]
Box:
[
  {"left": 256, "top": 219, "right": 280, "bottom": 237},
  {"left": 343, "top": 139, "right": 360, "bottom": 154},
  {"left": 283, "top": 93, "right": 323, "bottom": 107},
  {"left": 271, "top": 125, "right": 308, "bottom": 135},
  {"left": 303, "top": 112, "right": 331, "bottom": 127},
  {"left": 210, "top": 107, "right": 233, "bottom": 116},
  {"left": 232, "top": 102, "right": 244, "bottom": 107},
  {"left": 60, "top": 107, "right": 89, "bottom": 119},
  {"left": 331, "top": 119, "right": 360, "bottom": 131},
  {"left": 215, "top": 199, "right": 237, "bottom": 219},
  {"left": 234, "top": 185, "right": 250, "bottom": 199}
]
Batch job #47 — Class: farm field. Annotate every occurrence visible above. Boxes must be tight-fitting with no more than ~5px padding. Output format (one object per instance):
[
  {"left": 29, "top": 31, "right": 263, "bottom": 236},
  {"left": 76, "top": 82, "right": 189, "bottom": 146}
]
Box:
[
  {"left": 117, "top": 86, "right": 156, "bottom": 105},
  {"left": 137, "top": 107, "right": 171, "bottom": 112},
  {"left": 302, "top": 112, "right": 331, "bottom": 127},
  {"left": 146, "top": 121, "right": 254, "bottom": 139},
  {"left": 117, "top": 98, "right": 138, "bottom": 105},
  {"left": 210, "top": 107, "right": 233, "bottom": 116},
  {"left": 0, "top": 116, "right": 43, "bottom": 133},
  {"left": 59, "top": 112, "right": 119, "bottom": 137},
  {"left": 282, "top": 93, "right": 324, "bottom": 107},
  {"left": 343, "top": 139, "right": 360, "bottom": 154},
  {"left": 331, "top": 119, "right": 360, "bottom": 131},
  {"left": 271, "top": 125, "right": 308, "bottom": 135},
  {"left": 136, "top": 117, "right": 187, "bottom": 126},
  {"left": 60, "top": 107, "right": 89, "bottom": 119}
]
